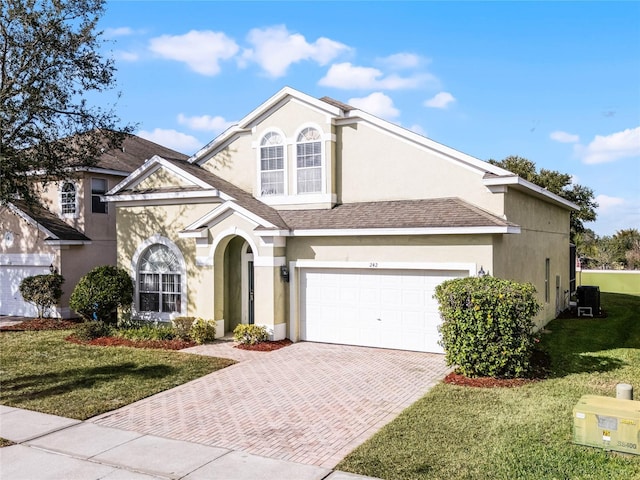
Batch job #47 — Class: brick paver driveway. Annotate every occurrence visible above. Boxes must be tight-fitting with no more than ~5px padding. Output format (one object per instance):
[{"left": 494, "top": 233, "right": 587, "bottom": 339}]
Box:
[{"left": 90, "top": 341, "right": 450, "bottom": 468}]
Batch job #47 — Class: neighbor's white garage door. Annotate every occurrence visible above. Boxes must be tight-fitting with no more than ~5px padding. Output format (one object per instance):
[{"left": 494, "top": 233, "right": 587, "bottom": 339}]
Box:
[
  {"left": 300, "top": 268, "right": 467, "bottom": 353},
  {"left": 0, "top": 265, "right": 49, "bottom": 317}
]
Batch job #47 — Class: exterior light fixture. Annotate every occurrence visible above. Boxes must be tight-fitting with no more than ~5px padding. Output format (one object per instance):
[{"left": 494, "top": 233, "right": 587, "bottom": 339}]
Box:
[
  {"left": 478, "top": 266, "right": 486, "bottom": 277},
  {"left": 280, "top": 265, "right": 289, "bottom": 283},
  {"left": 49, "top": 264, "right": 58, "bottom": 274}
]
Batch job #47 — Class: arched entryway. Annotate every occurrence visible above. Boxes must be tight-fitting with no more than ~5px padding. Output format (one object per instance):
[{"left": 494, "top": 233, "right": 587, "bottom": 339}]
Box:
[{"left": 213, "top": 234, "right": 255, "bottom": 335}]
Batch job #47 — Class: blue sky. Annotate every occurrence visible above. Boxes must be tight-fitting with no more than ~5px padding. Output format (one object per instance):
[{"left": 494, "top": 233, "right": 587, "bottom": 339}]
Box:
[{"left": 99, "top": 1, "right": 639, "bottom": 236}]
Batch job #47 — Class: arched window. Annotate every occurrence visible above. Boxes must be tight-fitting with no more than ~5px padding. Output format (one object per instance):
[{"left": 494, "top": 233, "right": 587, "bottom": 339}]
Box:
[
  {"left": 60, "top": 182, "right": 76, "bottom": 215},
  {"left": 138, "top": 244, "right": 182, "bottom": 313},
  {"left": 296, "top": 127, "right": 322, "bottom": 193},
  {"left": 260, "top": 131, "right": 285, "bottom": 196}
]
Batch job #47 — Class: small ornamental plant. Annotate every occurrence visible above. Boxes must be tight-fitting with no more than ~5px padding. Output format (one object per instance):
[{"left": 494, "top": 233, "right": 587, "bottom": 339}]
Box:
[
  {"left": 19, "top": 273, "right": 64, "bottom": 319},
  {"left": 435, "top": 276, "right": 541, "bottom": 379},
  {"left": 233, "top": 324, "right": 269, "bottom": 345}
]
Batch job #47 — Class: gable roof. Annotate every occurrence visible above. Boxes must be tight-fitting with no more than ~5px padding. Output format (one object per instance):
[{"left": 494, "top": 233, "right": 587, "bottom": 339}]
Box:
[
  {"left": 9, "top": 200, "right": 90, "bottom": 243},
  {"left": 93, "top": 134, "right": 189, "bottom": 174},
  {"left": 188, "top": 87, "right": 577, "bottom": 211}
]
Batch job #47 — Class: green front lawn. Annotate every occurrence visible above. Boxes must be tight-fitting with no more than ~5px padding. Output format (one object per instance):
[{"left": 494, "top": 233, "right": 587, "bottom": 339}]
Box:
[
  {"left": 0, "top": 330, "right": 234, "bottom": 419},
  {"left": 338, "top": 293, "right": 640, "bottom": 480}
]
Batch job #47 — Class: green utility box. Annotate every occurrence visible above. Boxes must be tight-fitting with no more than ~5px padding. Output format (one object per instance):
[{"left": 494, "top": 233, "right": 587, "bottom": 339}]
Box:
[{"left": 573, "top": 395, "right": 640, "bottom": 455}]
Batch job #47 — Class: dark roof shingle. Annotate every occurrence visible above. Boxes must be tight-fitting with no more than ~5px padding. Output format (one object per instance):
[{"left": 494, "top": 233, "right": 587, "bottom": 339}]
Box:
[{"left": 11, "top": 200, "right": 90, "bottom": 241}]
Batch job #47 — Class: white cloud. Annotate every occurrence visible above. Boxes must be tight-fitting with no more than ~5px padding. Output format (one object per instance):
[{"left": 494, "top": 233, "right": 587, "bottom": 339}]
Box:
[
  {"left": 596, "top": 194, "right": 625, "bottom": 212},
  {"left": 241, "top": 25, "right": 349, "bottom": 77},
  {"left": 138, "top": 128, "right": 203, "bottom": 154},
  {"left": 177, "top": 114, "right": 236, "bottom": 134},
  {"left": 377, "top": 53, "right": 422, "bottom": 69},
  {"left": 319, "top": 62, "right": 433, "bottom": 90},
  {"left": 409, "top": 124, "right": 427, "bottom": 136},
  {"left": 104, "top": 27, "right": 135, "bottom": 38},
  {"left": 347, "top": 92, "right": 399, "bottom": 120},
  {"left": 550, "top": 130, "right": 580, "bottom": 143},
  {"left": 576, "top": 126, "right": 640, "bottom": 164},
  {"left": 115, "top": 51, "right": 139, "bottom": 62},
  {"left": 424, "top": 92, "right": 456, "bottom": 109},
  {"left": 149, "top": 30, "right": 239, "bottom": 76}
]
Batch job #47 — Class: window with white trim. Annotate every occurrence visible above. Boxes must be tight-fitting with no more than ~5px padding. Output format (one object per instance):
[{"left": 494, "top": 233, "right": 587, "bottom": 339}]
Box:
[
  {"left": 260, "top": 132, "right": 285, "bottom": 196},
  {"left": 91, "top": 178, "right": 108, "bottom": 214},
  {"left": 60, "top": 182, "right": 77, "bottom": 216},
  {"left": 138, "top": 244, "right": 182, "bottom": 313},
  {"left": 296, "top": 127, "right": 322, "bottom": 193}
]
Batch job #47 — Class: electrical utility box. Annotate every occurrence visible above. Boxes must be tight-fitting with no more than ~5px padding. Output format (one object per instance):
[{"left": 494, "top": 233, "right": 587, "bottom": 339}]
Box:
[{"left": 573, "top": 395, "right": 640, "bottom": 455}]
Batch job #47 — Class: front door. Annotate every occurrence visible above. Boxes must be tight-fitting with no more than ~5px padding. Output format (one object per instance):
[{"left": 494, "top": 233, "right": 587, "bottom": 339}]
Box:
[{"left": 248, "top": 260, "right": 255, "bottom": 324}]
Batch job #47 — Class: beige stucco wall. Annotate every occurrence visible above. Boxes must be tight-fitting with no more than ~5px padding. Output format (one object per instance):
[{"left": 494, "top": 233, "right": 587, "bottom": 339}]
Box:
[
  {"left": 136, "top": 168, "right": 192, "bottom": 189},
  {"left": 493, "top": 189, "right": 572, "bottom": 326}
]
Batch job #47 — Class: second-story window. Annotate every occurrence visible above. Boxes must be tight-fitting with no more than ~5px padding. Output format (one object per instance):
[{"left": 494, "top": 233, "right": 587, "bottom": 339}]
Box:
[
  {"left": 260, "top": 132, "right": 285, "bottom": 196},
  {"left": 296, "top": 127, "right": 322, "bottom": 193},
  {"left": 91, "top": 178, "right": 108, "bottom": 214},
  {"left": 60, "top": 182, "right": 76, "bottom": 216}
]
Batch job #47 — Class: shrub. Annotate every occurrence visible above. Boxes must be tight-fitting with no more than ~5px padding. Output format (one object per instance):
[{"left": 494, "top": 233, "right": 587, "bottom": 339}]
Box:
[
  {"left": 233, "top": 324, "right": 268, "bottom": 345},
  {"left": 74, "top": 321, "right": 112, "bottom": 341},
  {"left": 172, "top": 316, "right": 196, "bottom": 340},
  {"left": 19, "top": 273, "right": 64, "bottom": 318},
  {"left": 190, "top": 318, "right": 216, "bottom": 344},
  {"left": 117, "top": 324, "right": 176, "bottom": 341},
  {"left": 69, "top": 266, "right": 133, "bottom": 324},
  {"left": 434, "top": 276, "right": 541, "bottom": 378}
]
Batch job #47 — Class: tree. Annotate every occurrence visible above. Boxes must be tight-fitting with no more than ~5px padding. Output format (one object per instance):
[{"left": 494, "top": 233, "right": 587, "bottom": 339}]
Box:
[
  {"left": 69, "top": 265, "right": 133, "bottom": 324},
  {"left": 488, "top": 156, "right": 598, "bottom": 239},
  {"left": 19, "top": 273, "right": 64, "bottom": 318},
  {"left": 1, "top": 0, "right": 133, "bottom": 206}
]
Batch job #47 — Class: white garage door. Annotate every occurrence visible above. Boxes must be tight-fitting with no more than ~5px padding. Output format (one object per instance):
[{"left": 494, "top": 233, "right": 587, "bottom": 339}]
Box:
[
  {"left": 0, "top": 265, "right": 50, "bottom": 317},
  {"left": 300, "top": 268, "right": 467, "bottom": 353}
]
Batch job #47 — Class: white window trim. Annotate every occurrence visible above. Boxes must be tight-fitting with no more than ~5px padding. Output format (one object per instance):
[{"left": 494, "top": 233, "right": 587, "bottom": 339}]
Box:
[
  {"left": 91, "top": 177, "right": 108, "bottom": 214},
  {"left": 293, "top": 123, "right": 325, "bottom": 196},
  {"left": 59, "top": 181, "right": 78, "bottom": 218},
  {"left": 257, "top": 128, "right": 288, "bottom": 198},
  {"left": 131, "top": 235, "right": 187, "bottom": 322}
]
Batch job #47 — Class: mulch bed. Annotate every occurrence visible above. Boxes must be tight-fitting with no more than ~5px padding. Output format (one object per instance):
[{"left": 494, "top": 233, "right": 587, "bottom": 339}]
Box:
[
  {"left": 235, "top": 339, "right": 293, "bottom": 351},
  {"left": 65, "top": 335, "right": 196, "bottom": 350},
  {"left": 442, "top": 348, "right": 551, "bottom": 388},
  {"left": 0, "top": 318, "right": 81, "bottom": 331}
]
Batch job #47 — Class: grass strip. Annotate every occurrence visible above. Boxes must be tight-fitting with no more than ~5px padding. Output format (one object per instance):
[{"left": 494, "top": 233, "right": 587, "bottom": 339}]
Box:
[
  {"left": 0, "top": 330, "right": 234, "bottom": 420},
  {"left": 338, "top": 293, "right": 640, "bottom": 480}
]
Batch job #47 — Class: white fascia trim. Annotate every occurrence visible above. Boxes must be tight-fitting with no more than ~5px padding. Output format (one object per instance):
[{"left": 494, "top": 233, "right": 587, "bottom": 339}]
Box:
[
  {"left": 7, "top": 203, "right": 59, "bottom": 240},
  {"left": 189, "top": 87, "right": 343, "bottom": 163},
  {"left": 154, "top": 157, "right": 216, "bottom": 190},
  {"left": 103, "top": 190, "right": 220, "bottom": 203},
  {"left": 44, "top": 239, "right": 91, "bottom": 246},
  {"left": 335, "top": 111, "right": 512, "bottom": 177},
  {"left": 183, "top": 201, "right": 272, "bottom": 232},
  {"left": 288, "top": 226, "right": 521, "bottom": 237},
  {"left": 178, "top": 229, "right": 208, "bottom": 239},
  {"left": 107, "top": 155, "right": 163, "bottom": 195},
  {"left": 254, "top": 229, "right": 290, "bottom": 237},
  {"left": 483, "top": 176, "right": 579, "bottom": 210},
  {"left": 76, "top": 167, "right": 131, "bottom": 177},
  {"left": 292, "top": 260, "right": 477, "bottom": 274}
]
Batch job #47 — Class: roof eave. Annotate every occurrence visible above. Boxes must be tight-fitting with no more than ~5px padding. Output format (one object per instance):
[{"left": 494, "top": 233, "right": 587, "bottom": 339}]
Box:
[{"left": 483, "top": 176, "right": 579, "bottom": 210}]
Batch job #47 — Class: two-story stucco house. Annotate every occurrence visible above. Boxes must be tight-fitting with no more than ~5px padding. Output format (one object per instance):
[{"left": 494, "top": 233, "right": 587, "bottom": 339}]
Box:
[
  {"left": 106, "top": 87, "right": 577, "bottom": 353},
  {"left": 0, "top": 135, "right": 188, "bottom": 318}
]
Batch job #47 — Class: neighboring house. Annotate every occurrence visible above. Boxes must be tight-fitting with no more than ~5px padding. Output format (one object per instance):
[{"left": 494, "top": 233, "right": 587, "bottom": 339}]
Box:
[
  {"left": 106, "top": 87, "right": 577, "bottom": 353},
  {"left": 0, "top": 135, "right": 188, "bottom": 318}
]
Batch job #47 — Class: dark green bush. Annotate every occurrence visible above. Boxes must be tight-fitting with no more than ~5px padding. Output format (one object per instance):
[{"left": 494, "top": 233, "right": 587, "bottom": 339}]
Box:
[
  {"left": 435, "top": 276, "right": 541, "bottom": 378},
  {"left": 69, "top": 266, "right": 133, "bottom": 324},
  {"left": 233, "top": 324, "right": 268, "bottom": 345},
  {"left": 19, "top": 273, "right": 64, "bottom": 318},
  {"left": 74, "top": 321, "right": 112, "bottom": 341}
]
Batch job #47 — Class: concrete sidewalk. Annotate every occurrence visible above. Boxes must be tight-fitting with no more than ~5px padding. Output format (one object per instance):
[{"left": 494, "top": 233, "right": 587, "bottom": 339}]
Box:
[{"left": 0, "top": 406, "right": 378, "bottom": 480}]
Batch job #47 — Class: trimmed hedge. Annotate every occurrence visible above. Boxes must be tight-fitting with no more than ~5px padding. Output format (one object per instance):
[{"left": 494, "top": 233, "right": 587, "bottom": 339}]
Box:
[
  {"left": 435, "top": 276, "right": 541, "bottom": 378},
  {"left": 19, "top": 273, "right": 64, "bottom": 318},
  {"left": 69, "top": 266, "right": 133, "bottom": 324}
]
